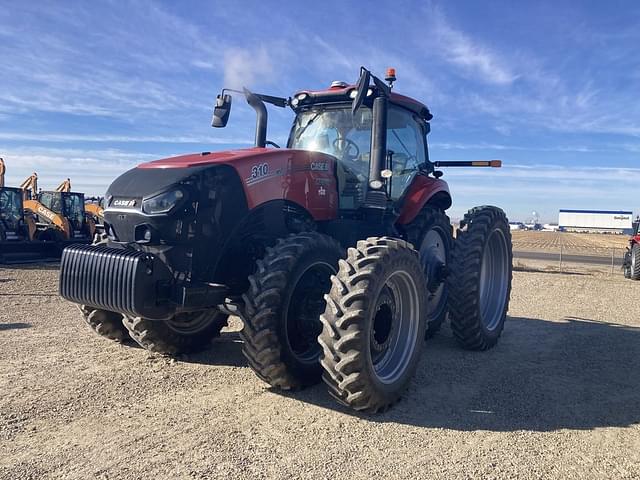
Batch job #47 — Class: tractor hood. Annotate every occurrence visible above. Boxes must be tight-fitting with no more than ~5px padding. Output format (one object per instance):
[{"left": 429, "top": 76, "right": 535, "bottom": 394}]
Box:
[
  {"left": 105, "top": 147, "right": 338, "bottom": 221},
  {"left": 106, "top": 148, "right": 278, "bottom": 201},
  {"left": 137, "top": 147, "right": 278, "bottom": 169}
]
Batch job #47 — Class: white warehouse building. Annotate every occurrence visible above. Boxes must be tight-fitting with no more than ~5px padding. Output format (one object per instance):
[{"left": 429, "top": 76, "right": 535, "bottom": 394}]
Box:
[{"left": 558, "top": 209, "right": 633, "bottom": 233}]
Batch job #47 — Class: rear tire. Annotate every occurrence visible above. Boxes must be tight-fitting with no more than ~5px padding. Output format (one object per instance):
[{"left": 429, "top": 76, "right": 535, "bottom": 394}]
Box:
[
  {"left": 240, "top": 232, "right": 343, "bottom": 390},
  {"left": 448, "top": 206, "right": 513, "bottom": 350},
  {"left": 122, "top": 311, "right": 228, "bottom": 355},
  {"left": 318, "top": 237, "right": 427, "bottom": 413},
  {"left": 631, "top": 244, "right": 640, "bottom": 280},
  {"left": 405, "top": 207, "right": 453, "bottom": 338}
]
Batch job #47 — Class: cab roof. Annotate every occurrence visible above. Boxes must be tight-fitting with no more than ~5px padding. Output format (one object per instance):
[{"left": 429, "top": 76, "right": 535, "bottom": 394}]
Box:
[{"left": 292, "top": 84, "right": 432, "bottom": 121}]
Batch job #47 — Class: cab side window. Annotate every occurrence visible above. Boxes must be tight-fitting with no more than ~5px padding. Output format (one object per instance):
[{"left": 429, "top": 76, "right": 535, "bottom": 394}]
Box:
[{"left": 386, "top": 106, "right": 426, "bottom": 200}]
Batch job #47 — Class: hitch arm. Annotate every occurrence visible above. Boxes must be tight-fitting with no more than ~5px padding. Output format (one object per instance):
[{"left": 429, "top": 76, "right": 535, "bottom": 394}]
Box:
[{"left": 433, "top": 160, "right": 502, "bottom": 168}]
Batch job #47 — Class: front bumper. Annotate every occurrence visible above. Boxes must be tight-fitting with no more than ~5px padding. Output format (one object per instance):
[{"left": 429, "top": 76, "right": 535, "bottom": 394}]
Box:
[{"left": 59, "top": 244, "right": 228, "bottom": 320}]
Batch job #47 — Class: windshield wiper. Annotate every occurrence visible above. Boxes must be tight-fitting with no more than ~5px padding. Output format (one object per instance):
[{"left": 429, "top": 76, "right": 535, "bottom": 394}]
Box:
[{"left": 294, "top": 111, "right": 322, "bottom": 141}]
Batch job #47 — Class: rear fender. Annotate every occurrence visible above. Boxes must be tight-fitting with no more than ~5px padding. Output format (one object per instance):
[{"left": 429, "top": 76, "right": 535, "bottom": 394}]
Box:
[{"left": 396, "top": 174, "right": 452, "bottom": 224}]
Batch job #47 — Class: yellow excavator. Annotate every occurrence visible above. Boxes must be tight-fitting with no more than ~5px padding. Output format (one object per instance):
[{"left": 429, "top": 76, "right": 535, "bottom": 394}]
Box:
[
  {"left": 0, "top": 160, "right": 58, "bottom": 262},
  {"left": 20, "top": 172, "right": 73, "bottom": 241},
  {"left": 0, "top": 159, "right": 37, "bottom": 242},
  {"left": 26, "top": 176, "right": 95, "bottom": 241},
  {"left": 38, "top": 178, "right": 97, "bottom": 241}
]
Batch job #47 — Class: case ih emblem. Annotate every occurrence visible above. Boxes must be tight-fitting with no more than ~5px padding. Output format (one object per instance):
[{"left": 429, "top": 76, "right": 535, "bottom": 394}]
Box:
[
  {"left": 311, "top": 162, "right": 329, "bottom": 171},
  {"left": 113, "top": 199, "right": 136, "bottom": 207}
]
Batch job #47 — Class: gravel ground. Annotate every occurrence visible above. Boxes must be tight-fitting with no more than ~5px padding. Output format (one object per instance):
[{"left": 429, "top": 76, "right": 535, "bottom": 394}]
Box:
[{"left": 1, "top": 264, "right": 639, "bottom": 479}]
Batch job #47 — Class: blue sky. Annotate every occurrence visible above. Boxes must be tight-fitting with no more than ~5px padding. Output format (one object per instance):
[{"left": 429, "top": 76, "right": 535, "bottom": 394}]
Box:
[{"left": 1, "top": 0, "right": 639, "bottom": 222}]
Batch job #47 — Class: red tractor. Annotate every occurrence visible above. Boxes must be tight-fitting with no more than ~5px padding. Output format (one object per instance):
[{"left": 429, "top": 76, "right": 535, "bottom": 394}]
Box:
[
  {"left": 59, "top": 67, "right": 512, "bottom": 412},
  {"left": 623, "top": 216, "right": 640, "bottom": 280}
]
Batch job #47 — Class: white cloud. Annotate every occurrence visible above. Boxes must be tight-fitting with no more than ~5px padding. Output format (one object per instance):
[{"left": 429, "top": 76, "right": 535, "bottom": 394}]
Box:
[
  {"left": 222, "top": 48, "right": 275, "bottom": 90},
  {"left": 427, "top": 8, "right": 518, "bottom": 85}
]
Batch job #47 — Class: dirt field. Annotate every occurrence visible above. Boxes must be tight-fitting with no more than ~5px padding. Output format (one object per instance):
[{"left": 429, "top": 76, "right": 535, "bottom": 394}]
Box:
[
  {"left": 512, "top": 231, "right": 630, "bottom": 251},
  {"left": 1, "top": 265, "right": 640, "bottom": 479}
]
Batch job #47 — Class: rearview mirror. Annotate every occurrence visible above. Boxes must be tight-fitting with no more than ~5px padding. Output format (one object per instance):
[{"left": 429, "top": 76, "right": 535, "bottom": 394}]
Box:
[
  {"left": 351, "top": 67, "right": 370, "bottom": 115},
  {"left": 212, "top": 94, "right": 232, "bottom": 128}
]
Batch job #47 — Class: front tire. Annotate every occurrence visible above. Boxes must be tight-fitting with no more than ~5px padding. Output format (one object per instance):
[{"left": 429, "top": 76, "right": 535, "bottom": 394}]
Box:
[
  {"left": 240, "top": 232, "right": 343, "bottom": 390},
  {"left": 448, "top": 206, "right": 513, "bottom": 350},
  {"left": 319, "top": 237, "right": 427, "bottom": 413},
  {"left": 78, "top": 234, "right": 130, "bottom": 343},
  {"left": 79, "top": 306, "right": 129, "bottom": 343},
  {"left": 122, "top": 311, "right": 228, "bottom": 355}
]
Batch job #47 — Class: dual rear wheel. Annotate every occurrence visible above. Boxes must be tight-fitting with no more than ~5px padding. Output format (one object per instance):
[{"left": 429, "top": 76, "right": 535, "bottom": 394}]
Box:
[{"left": 243, "top": 206, "right": 513, "bottom": 411}]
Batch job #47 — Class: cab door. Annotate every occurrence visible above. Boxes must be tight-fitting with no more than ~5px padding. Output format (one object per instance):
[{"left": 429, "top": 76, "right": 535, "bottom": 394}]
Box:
[{"left": 386, "top": 105, "right": 428, "bottom": 201}]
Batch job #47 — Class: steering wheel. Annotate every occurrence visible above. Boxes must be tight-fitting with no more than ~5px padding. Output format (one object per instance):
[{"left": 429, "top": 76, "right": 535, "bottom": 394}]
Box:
[
  {"left": 332, "top": 138, "right": 359, "bottom": 161},
  {"left": 265, "top": 140, "right": 280, "bottom": 148}
]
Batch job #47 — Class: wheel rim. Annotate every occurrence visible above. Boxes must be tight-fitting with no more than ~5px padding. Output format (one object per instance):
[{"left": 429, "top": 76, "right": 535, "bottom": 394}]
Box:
[
  {"left": 166, "top": 311, "right": 216, "bottom": 334},
  {"left": 419, "top": 229, "right": 448, "bottom": 321},
  {"left": 479, "top": 228, "right": 509, "bottom": 331},
  {"left": 285, "top": 262, "right": 335, "bottom": 365},
  {"left": 370, "top": 270, "right": 421, "bottom": 384}
]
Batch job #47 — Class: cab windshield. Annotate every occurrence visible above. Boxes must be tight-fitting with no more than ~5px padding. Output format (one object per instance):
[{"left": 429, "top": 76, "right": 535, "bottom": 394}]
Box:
[
  {"left": 289, "top": 106, "right": 372, "bottom": 209},
  {"left": 63, "top": 193, "right": 85, "bottom": 229},
  {"left": 289, "top": 104, "right": 428, "bottom": 206}
]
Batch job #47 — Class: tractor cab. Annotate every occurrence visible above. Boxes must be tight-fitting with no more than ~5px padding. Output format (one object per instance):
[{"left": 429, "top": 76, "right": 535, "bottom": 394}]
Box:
[
  {"left": 37, "top": 191, "right": 90, "bottom": 239},
  {"left": 287, "top": 85, "right": 431, "bottom": 210},
  {"left": 0, "top": 186, "right": 26, "bottom": 241}
]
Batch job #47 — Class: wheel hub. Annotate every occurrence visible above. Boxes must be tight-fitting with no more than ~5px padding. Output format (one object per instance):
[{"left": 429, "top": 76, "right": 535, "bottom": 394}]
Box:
[
  {"left": 166, "top": 311, "right": 216, "bottom": 334},
  {"left": 419, "top": 229, "right": 449, "bottom": 319},
  {"left": 370, "top": 288, "right": 397, "bottom": 359},
  {"left": 369, "top": 271, "right": 421, "bottom": 384},
  {"left": 479, "top": 228, "right": 509, "bottom": 331}
]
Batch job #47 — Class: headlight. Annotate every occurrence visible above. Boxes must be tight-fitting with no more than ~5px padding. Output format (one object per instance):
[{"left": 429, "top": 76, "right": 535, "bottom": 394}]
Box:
[{"left": 142, "top": 188, "right": 185, "bottom": 215}]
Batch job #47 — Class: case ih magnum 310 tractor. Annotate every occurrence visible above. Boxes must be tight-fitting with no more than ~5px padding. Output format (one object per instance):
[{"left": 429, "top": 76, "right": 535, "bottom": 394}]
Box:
[
  {"left": 623, "top": 217, "right": 640, "bottom": 280},
  {"left": 59, "top": 68, "right": 512, "bottom": 412}
]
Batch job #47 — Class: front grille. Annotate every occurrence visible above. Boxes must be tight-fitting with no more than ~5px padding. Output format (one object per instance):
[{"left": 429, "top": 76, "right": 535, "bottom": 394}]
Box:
[{"left": 59, "top": 244, "right": 174, "bottom": 320}]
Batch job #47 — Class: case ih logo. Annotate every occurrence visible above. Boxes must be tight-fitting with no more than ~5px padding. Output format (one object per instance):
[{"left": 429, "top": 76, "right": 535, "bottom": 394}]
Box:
[
  {"left": 310, "top": 162, "right": 329, "bottom": 171},
  {"left": 113, "top": 199, "right": 137, "bottom": 207}
]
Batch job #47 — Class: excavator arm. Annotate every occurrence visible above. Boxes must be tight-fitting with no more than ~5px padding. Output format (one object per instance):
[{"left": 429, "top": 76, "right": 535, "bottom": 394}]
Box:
[
  {"left": 22, "top": 199, "right": 71, "bottom": 239},
  {"left": 55, "top": 178, "right": 72, "bottom": 192},
  {"left": 20, "top": 172, "right": 38, "bottom": 200},
  {"left": 85, "top": 202, "right": 104, "bottom": 219}
]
